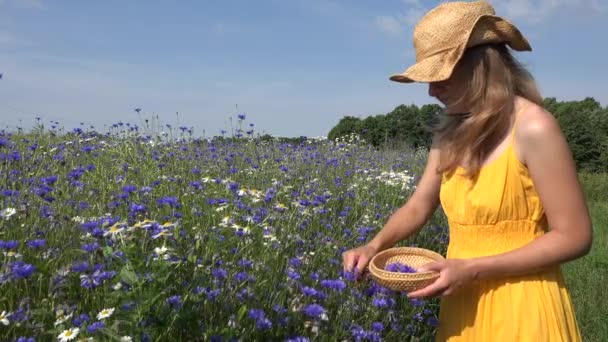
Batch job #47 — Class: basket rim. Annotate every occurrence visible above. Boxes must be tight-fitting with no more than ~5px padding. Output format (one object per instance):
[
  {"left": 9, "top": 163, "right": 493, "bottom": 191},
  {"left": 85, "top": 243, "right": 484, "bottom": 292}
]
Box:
[{"left": 368, "top": 246, "right": 445, "bottom": 281}]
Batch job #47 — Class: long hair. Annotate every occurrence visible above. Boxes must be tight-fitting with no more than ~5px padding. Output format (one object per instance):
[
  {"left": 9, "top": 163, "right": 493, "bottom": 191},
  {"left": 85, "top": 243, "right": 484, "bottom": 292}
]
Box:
[{"left": 433, "top": 43, "right": 543, "bottom": 177}]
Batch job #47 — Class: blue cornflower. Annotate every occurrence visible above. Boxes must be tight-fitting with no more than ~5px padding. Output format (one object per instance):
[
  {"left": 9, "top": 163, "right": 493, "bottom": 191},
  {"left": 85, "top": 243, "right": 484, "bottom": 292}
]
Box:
[
  {"left": 122, "top": 184, "right": 137, "bottom": 193},
  {"left": 237, "top": 259, "right": 253, "bottom": 268},
  {"left": 385, "top": 262, "right": 417, "bottom": 273},
  {"left": 157, "top": 196, "right": 180, "bottom": 208},
  {"left": 237, "top": 113, "right": 246, "bottom": 120},
  {"left": 427, "top": 317, "right": 440, "bottom": 327},
  {"left": 301, "top": 286, "right": 318, "bottom": 297},
  {"left": 320, "top": 279, "right": 346, "bottom": 292},
  {"left": 129, "top": 203, "right": 146, "bottom": 213},
  {"left": 26, "top": 239, "right": 46, "bottom": 249},
  {"left": 72, "top": 262, "right": 89, "bottom": 272},
  {"left": 73, "top": 313, "right": 91, "bottom": 327},
  {"left": 285, "top": 337, "right": 309, "bottom": 342},
  {"left": 41, "top": 175, "right": 58, "bottom": 185},
  {"left": 289, "top": 257, "right": 302, "bottom": 268},
  {"left": 0, "top": 240, "right": 19, "bottom": 249},
  {"left": 286, "top": 270, "right": 301, "bottom": 280},
  {"left": 256, "top": 318, "right": 272, "bottom": 330},
  {"left": 16, "top": 337, "right": 35, "bottom": 342},
  {"left": 212, "top": 268, "right": 227, "bottom": 279},
  {"left": 233, "top": 271, "right": 249, "bottom": 283},
  {"left": 166, "top": 295, "right": 182, "bottom": 309},
  {"left": 248, "top": 308, "right": 265, "bottom": 321},
  {"left": 87, "top": 321, "right": 105, "bottom": 333},
  {"left": 302, "top": 304, "right": 326, "bottom": 319},
  {"left": 372, "top": 297, "right": 389, "bottom": 308},
  {"left": 371, "top": 322, "right": 384, "bottom": 332},
  {"left": 11, "top": 261, "right": 36, "bottom": 279},
  {"left": 273, "top": 305, "right": 287, "bottom": 314},
  {"left": 82, "top": 242, "right": 99, "bottom": 253}
]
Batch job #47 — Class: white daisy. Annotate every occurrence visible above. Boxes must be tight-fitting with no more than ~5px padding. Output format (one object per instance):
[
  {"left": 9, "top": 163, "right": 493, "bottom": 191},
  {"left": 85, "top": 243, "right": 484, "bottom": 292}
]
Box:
[
  {"left": 119, "top": 337, "right": 133, "bottom": 342},
  {"left": 97, "top": 307, "right": 115, "bottom": 320},
  {"left": 0, "top": 310, "right": 10, "bottom": 325},
  {"left": 151, "top": 229, "right": 172, "bottom": 239},
  {"left": 103, "top": 224, "right": 125, "bottom": 237},
  {"left": 0, "top": 207, "right": 16, "bottom": 219},
  {"left": 58, "top": 327, "right": 79, "bottom": 342},
  {"left": 54, "top": 312, "right": 73, "bottom": 326},
  {"left": 153, "top": 246, "right": 169, "bottom": 255}
]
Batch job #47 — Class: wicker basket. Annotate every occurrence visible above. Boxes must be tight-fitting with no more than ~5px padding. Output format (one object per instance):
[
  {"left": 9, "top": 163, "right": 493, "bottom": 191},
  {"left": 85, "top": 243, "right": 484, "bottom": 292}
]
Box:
[{"left": 369, "top": 247, "right": 445, "bottom": 292}]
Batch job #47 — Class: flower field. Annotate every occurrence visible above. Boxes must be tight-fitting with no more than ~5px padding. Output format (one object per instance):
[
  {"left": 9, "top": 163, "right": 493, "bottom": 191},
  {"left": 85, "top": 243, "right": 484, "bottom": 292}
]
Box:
[{"left": 0, "top": 121, "right": 449, "bottom": 341}]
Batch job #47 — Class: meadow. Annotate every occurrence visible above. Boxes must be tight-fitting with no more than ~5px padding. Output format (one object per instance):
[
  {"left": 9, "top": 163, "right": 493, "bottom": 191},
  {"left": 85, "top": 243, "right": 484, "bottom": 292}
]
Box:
[{"left": 0, "top": 120, "right": 605, "bottom": 341}]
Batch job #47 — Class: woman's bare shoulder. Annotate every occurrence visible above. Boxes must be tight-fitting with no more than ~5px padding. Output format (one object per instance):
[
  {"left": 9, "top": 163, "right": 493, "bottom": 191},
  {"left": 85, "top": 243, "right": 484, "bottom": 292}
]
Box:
[{"left": 515, "top": 100, "right": 565, "bottom": 165}]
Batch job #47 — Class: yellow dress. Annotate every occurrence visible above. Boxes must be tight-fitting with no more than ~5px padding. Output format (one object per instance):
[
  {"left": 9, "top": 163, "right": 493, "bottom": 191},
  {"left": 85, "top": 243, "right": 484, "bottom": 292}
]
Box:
[{"left": 436, "top": 111, "right": 583, "bottom": 341}]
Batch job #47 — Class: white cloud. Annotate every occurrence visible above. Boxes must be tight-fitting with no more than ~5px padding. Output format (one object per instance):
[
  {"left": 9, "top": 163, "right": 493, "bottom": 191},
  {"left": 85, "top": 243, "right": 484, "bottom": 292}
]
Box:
[
  {"left": 374, "top": 16, "right": 402, "bottom": 36},
  {"left": 375, "top": 0, "right": 428, "bottom": 37}
]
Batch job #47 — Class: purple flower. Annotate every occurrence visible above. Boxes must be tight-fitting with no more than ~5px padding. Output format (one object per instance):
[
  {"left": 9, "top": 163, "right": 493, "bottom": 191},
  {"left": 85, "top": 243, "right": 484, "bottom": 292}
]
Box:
[
  {"left": 72, "top": 261, "right": 90, "bottom": 273},
  {"left": 302, "top": 304, "right": 326, "bottom": 319},
  {"left": 157, "top": 196, "right": 180, "bottom": 208},
  {"left": 285, "top": 336, "right": 309, "bottom": 342},
  {"left": 73, "top": 313, "right": 90, "bottom": 327},
  {"left": 289, "top": 257, "right": 302, "bottom": 268},
  {"left": 0, "top": 240, "right": 19, "bottom": 249},
  {"left": 16, "top": 337, "right": 35, "bottom": 342},
  {"left": 166, "top": 295, "right": 182, "bottom": 309},
  {"left": 371, "top": 322, "right": 384, "bottom": 332},
  {"left": 212, "top": 268, "right": 227, "bottom": 280},
  {"left": 233, "top": 271, "right": 249, "bottom": 283},
  {"left": 301, "top": 286, "right": 318, "bottom": 297},
  {"left": 320, "top": 279, "right": 346, "bottom": 292},
  {"left": 82, "top": 242, "right": 99, "bottom": 253},
  {"left": 385, "top": 262, "right": 417, "bottom": 273},
  {"left": 287, "top": 270, "right": 301, "bottom": 280},
  {"left": 122, "top": 184, "right": 137, "bottom": 193},
  {"left": 26, "top": 239, "right": 46, "bottom": 249},
  {"left": 87, "top": 321, "right": 105, "bottom": 333},
  {"left": 427, "top": 317, "right": 440, "bottom": 327},
  {"left": 11, "top": 261, "right": 36, "bottom": 279},
  {"left": 248, "top": 308, "right": 265, "bottom": 321},
  {"left": 372, "top": 297, "right": 388, "bottom": 308},
  {"left": 237, "top": 113, "right": 246, "bottom": 120},
  {"left": 256, "top": 318, "right": 272, "bottom": 330}
]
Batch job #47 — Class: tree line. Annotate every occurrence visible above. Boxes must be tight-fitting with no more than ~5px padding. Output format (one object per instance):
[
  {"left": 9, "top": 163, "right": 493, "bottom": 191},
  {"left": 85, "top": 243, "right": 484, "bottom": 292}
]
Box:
[{"left": 328, "top": 97, "right": 608, "bottom": 173}]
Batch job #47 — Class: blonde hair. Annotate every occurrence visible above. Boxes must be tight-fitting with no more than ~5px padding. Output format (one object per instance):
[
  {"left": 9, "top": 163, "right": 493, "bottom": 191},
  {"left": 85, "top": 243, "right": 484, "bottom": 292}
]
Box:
[{"left": 433, "top": 43, "right": 542, "bottom": 177}]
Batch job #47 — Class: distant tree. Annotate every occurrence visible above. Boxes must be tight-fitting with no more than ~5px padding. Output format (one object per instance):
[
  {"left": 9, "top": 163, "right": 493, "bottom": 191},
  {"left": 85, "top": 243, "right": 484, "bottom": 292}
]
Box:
[{"left": 328, "top": 98, "right": 607, "bottom": 172}]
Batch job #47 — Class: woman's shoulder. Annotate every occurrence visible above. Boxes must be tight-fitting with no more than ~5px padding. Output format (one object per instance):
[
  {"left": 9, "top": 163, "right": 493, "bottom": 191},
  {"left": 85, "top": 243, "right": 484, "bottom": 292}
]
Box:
[{"left": 514, "top": 98, "right": 567, "bottom": 166}]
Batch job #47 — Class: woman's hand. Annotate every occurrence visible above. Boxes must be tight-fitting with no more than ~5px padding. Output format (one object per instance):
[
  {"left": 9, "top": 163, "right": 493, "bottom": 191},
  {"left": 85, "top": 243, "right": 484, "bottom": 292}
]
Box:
[
  {"left": 407, "top": 258, "right": 476, "bottom": 298},
  {"left": 342, "top": 244, "right": 379, "bottom": 278}
]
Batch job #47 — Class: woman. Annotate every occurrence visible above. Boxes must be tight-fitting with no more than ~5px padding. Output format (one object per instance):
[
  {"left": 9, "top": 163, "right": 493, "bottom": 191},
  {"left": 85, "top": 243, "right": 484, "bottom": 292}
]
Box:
[{"left": 342, "top": 1, "right": 592, "bottom": 341}]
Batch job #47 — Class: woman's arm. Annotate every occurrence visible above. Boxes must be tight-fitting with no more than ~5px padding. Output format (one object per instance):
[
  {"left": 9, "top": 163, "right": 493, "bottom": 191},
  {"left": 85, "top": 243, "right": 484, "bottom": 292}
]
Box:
[
  {"left": 366, "top": 144, "right": 443, "bottom": 252},
  {"left": 343, "top": 141, "right": 442, "bottom": 274},
  {"left": 408, "top": 106, "right": 593, "bottom": 298}
]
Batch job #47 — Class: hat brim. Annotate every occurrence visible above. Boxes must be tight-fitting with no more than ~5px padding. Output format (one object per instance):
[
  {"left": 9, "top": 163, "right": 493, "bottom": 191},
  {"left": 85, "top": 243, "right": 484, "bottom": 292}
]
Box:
[
  {"left": 389, "top": 48, "right": 462, "bottom": 83},
  {"left": 389, "top": 15, "right": 531, "bottom": 84}
]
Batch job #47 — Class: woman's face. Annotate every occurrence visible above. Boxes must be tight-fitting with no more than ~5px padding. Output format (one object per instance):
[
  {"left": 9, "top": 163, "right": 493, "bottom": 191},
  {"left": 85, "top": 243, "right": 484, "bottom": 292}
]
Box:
[{"left": 428, "top": 66, "right": 469, "bottom": 114}]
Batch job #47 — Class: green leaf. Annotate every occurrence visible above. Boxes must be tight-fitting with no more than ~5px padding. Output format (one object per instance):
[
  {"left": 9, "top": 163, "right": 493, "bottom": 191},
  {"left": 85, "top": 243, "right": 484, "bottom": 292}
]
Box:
[
  {"left": 237, "top": 304, "right": 248, "bottom": 321},
  {"left": 103, "top": 246, "right": 114, "bottom": 257},
  {"left": 120, "top": 266, "right": 139, "bottom": 285}
]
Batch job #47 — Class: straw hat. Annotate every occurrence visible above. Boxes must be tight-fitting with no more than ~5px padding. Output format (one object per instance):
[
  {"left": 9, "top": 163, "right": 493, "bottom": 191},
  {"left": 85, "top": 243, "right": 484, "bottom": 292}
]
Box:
[{"left": 389, "top": 0, "right": 531, "bottom": 83}]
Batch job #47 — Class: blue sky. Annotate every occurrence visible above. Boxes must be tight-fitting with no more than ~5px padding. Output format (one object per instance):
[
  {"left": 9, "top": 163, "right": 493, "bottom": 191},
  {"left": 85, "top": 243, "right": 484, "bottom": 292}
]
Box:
[{"left": 1, "top": 0, "right": 607, "bottom": 137}]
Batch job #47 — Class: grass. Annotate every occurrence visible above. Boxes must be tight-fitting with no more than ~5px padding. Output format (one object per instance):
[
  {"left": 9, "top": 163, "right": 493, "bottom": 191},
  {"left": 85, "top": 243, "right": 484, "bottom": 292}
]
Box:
[{"left": 563, "top": 173, "right": 608, "bottom": 342}]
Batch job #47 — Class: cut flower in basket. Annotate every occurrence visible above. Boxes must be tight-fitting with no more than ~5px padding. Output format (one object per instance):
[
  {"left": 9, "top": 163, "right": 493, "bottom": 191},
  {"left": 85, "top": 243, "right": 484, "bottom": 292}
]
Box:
[{"left": 385, "top": 262, "right": 417, "bottom": 273}]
